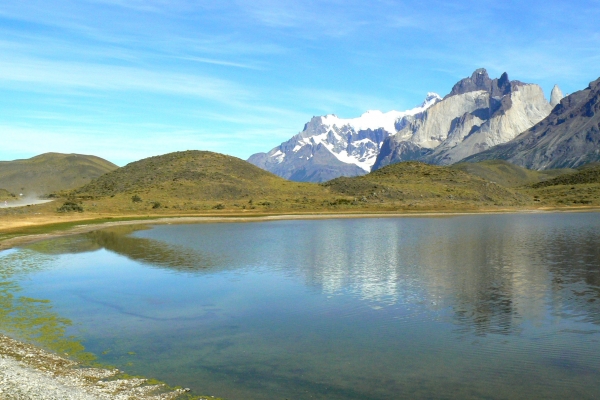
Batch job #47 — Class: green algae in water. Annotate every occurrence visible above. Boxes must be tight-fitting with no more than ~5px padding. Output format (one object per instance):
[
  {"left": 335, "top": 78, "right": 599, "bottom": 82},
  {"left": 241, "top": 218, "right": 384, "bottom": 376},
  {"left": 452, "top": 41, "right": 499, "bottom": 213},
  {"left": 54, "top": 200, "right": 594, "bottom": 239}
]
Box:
[{"left": 0, "top": 249, "right": 95, "bottom": 363}]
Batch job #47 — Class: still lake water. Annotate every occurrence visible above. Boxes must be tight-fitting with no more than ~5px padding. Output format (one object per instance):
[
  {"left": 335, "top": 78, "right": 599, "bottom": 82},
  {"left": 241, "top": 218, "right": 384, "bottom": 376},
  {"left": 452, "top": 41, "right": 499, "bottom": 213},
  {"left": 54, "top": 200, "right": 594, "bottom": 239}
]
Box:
[{"left": 2, "top": 213, "right": 600, "bottom": 399}]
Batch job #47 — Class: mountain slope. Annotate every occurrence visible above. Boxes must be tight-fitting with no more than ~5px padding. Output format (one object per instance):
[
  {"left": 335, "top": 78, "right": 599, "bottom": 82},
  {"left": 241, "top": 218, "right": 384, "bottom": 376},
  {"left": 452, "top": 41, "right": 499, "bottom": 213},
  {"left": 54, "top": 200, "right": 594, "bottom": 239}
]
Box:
[
  {"left": 0, "top": 153, "right": 118, "bottom": 196},
  {"left": 374, "top": 69, "right": 555, "bottom": 169},
  {"left": 248, "top": 94, "right": 441, "bottom": 182},
  {"left": 464, "top": 77, "right": 600, "bottom": 169}
]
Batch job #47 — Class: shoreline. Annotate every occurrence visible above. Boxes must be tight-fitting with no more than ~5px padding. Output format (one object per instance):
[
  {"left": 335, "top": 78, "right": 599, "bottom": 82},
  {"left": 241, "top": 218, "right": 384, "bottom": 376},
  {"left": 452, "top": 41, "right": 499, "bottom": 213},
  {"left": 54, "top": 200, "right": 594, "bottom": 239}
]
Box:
[
  {"left": 2, "top": 206, "right": 600, "bottom": 252},
  {"left": 0, "top": 334, "right": 188, "bottom": 400}
]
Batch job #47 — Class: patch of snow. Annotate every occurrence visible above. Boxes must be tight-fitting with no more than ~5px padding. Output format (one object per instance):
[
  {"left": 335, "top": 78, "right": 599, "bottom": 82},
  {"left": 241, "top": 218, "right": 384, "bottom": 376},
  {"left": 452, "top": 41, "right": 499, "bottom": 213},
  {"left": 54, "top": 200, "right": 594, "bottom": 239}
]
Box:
[{"left": 272, "top": 150, "right": 285, "bottom": 163}]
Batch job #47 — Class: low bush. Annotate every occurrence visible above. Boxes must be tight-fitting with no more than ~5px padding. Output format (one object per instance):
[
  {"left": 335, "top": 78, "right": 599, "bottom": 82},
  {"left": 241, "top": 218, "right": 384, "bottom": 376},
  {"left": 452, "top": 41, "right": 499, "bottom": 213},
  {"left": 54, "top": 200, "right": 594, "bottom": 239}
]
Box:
[{"left": 57, "top": 202, "right": 84, "bottom": 213}]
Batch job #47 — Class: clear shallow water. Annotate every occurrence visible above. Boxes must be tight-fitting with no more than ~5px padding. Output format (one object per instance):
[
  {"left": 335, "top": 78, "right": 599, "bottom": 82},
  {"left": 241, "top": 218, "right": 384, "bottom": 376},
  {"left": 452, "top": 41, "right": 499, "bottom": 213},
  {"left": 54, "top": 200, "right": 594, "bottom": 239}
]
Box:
[{"left": 2, "top": 213, "right": 600, "bottom": 399}]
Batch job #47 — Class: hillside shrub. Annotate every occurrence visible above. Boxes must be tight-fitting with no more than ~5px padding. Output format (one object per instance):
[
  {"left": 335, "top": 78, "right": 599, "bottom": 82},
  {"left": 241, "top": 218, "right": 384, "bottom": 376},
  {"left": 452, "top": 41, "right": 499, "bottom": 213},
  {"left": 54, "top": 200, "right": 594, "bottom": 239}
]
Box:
[
  {"left": 57, "top": 202, "right": 83, "bottom": 213},
  {"left": 131, "top": 195, "right": 142, "bottom": 203}
]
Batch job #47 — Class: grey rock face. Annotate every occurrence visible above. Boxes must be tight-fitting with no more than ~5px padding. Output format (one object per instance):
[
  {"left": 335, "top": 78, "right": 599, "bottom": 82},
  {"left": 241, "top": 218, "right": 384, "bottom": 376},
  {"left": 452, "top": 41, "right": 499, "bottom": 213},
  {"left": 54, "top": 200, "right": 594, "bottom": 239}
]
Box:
[
  {"left": 445, "top": 68, "right": 524, "bottom": 99},
  {"left": 464, "top": 77, "right": 600, "bottom": 169},
  {"left": 373, "top": 70, "right": 551, "bottom": 169},
  {"left": 550, "top": 84, "right": 564, "bottom": 107}
]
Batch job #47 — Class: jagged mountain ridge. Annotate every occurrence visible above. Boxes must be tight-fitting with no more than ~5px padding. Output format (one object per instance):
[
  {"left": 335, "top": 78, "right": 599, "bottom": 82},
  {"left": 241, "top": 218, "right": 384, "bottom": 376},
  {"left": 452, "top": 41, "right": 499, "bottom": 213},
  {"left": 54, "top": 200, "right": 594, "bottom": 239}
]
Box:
[
  {"left": 464, "top": 77, "right": 600, "bottom": 169},
  {"left": 248, "top": 93, "right": 441, "bottom": 182},
  {"left": 249, "top": 69, "right": 562, "bottom": 182},
  {"left": 373, "top": 69, "right": 555, "bottom": 169}
]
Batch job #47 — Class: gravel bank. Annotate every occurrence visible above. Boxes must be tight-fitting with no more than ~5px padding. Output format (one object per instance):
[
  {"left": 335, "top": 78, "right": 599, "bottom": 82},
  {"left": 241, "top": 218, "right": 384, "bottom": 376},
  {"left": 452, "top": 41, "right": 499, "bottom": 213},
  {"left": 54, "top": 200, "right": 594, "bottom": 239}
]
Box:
[{"left": 0, "top": 335, "right": 186, "bottom": 400}]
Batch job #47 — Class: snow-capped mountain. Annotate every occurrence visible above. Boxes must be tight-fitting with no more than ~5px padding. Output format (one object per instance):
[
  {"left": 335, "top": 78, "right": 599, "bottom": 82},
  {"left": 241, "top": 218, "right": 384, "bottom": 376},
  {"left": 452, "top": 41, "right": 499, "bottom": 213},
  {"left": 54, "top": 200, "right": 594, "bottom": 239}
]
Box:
[{"left": 247, "top": 93, "right": 441, "bottom": 182}]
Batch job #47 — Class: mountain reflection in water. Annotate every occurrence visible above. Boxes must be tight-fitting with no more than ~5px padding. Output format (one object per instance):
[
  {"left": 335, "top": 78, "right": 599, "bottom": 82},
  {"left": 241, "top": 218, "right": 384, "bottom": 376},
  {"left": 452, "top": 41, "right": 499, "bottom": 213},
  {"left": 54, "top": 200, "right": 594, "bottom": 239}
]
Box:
[{"left": 48, "top": 215, "right": 600, "bottom": 336}]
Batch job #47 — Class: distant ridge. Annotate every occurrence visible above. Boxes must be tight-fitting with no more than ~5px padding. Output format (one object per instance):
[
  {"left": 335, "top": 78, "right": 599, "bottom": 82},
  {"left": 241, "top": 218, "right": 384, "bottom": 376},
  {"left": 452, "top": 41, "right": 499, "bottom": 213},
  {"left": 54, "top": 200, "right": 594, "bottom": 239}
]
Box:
[{"left": 0, "top": 152, "right": 118, "bottom": 196}]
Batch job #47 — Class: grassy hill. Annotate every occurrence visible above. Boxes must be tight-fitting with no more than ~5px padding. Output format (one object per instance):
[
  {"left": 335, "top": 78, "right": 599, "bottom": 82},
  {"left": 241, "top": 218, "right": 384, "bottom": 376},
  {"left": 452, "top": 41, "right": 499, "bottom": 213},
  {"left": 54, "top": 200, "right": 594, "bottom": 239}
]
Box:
[
  {"left": 521, "top": 164, "right": 600, "bottom": 206},
  {"left": 40, "top": 151, "right": 600, "bottom": 215},
  {"left": 323, "top": 161, "right": 531, "bottom": 209},
  {"left": 67, "top": 152, "right": 535, "bottom": 213},
  {"left": 531, "top": 164, "right": 600, "bottom": 188},
  {"left": 70, "top": 150, "right": 329, "bottom": 212},
  {"left": 0, "top": 153, "right": 118, "bottom": 196},
  {"left": 451, "top": 160, "right": 575, "bottom": 188}
]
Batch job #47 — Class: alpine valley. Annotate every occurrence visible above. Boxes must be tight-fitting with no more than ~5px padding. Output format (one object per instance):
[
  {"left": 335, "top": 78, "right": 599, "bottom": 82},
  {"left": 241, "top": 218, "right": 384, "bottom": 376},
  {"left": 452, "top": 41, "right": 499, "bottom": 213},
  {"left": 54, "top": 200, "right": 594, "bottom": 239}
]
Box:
[{"left": 248, "top": 68, "right": 578, "bottom": 182}]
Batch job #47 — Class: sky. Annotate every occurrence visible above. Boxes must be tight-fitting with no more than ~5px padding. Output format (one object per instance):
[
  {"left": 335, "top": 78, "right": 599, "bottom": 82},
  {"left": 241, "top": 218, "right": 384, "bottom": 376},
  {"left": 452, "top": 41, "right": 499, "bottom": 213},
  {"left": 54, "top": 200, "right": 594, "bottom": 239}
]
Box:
[{"left": 1, "top": 0, "right": 599, "bottom": 166}]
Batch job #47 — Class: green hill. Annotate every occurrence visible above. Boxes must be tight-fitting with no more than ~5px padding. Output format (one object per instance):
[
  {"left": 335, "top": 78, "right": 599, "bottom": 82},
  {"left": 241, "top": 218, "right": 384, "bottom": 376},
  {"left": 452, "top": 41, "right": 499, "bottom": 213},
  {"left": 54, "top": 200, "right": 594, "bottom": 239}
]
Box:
[
  {"left": 71, "top": 150, "right": 327, "bottom": 211},
  {"left": 323, "top": 161, "right": 530, "bottom": 208},
  {"left": 0, "top": 153, "right": 118, "bottom": 196},
  {"left": 451, "top": 160, "right": 575, "bottom": 188}
]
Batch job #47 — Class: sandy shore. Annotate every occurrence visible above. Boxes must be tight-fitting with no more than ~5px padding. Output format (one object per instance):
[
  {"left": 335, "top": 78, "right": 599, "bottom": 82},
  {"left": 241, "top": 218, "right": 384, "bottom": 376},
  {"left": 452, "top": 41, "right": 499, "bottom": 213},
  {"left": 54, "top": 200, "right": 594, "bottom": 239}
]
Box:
[{"left": 0, "top": 335, "right": 188, "bottom": 400}]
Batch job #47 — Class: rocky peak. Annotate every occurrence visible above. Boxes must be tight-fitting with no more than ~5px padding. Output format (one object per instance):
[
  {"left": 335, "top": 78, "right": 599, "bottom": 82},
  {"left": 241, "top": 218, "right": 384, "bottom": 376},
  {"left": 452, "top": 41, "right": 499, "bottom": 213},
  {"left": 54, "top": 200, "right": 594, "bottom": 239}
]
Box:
[
  {"left": 550, "top": 85, "right": 564, "bottom": 107},
  {"left": 445, "top": 68, "right": 524, "bottom": 99}
]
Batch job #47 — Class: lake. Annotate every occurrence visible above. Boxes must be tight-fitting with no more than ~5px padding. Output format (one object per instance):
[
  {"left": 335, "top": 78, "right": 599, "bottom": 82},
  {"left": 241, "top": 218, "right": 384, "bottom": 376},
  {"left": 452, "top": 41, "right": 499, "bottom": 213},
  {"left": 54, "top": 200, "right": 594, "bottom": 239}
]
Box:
[{"left": 1, "top": 213, "right": 600, "bottom": 399}]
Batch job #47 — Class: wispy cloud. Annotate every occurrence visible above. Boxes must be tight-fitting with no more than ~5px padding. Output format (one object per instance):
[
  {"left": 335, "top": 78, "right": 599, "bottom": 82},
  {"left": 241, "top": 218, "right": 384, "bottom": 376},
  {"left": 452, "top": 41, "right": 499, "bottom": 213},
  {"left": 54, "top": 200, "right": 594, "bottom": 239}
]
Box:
[
  {"left": 176, "top": 56, "right": 264, "bottom": 70},
  {"left": 292, "top": 87, "right": 415, "bottom": 117},
  {"left": 0, "top": 56, "right": 250, "bottom": 103}
]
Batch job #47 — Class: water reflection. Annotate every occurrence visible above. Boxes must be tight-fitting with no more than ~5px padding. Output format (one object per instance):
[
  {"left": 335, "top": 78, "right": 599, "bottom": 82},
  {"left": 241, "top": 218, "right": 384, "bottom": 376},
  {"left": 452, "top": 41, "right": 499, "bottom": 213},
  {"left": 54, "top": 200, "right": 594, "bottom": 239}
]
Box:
[
  {"left": 25, "top": 225, "right": 216, "bottom": 273},
  {"left": 287, "top": 215, "right": 600, "bottom": 335},
  {"left": 86, "top": 226, "right": 217, "bottom": 272},
  {"left": 6, "top": 213, "right": 600, "bottom": 399},
  {"left": 99, "top": 214, "right": 600, "bottom": 336},
  {"left": 53, "top": 215, "right": 600, "bottom": 336}
]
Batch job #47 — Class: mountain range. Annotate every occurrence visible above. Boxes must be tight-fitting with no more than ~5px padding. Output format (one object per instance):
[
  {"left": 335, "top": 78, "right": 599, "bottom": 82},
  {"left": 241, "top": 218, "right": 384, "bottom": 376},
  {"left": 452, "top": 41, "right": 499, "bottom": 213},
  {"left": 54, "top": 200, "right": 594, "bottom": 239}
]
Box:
[
  {"left": 248, "top": 93, "right": 441, "bottom": 182},
  {"left": 248, "top": 68, "right": 600, "bottom": 182}
]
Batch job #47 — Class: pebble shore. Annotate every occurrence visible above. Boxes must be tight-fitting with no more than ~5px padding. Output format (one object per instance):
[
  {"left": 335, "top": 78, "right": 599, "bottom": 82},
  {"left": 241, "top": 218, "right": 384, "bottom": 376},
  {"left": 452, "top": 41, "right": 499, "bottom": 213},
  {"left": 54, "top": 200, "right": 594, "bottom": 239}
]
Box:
[{"left": 0, "top": 334, "right": 186, "bottom": 400}]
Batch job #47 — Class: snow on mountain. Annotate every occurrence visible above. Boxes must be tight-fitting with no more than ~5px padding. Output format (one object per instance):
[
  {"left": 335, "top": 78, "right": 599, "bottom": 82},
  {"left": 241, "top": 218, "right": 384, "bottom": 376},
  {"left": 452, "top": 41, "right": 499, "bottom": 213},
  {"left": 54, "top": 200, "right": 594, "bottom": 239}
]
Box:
[{"left": 247, "top": 93, "right": 441, "bottom": 182}]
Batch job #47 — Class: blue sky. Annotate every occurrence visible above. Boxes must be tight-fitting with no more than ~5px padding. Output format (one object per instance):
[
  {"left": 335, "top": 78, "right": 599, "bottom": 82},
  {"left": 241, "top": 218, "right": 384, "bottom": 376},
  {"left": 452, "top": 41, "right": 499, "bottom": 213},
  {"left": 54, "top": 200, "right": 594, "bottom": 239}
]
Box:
[{"left": 1, "top": 0, "right": 599, "bottom": 165}]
